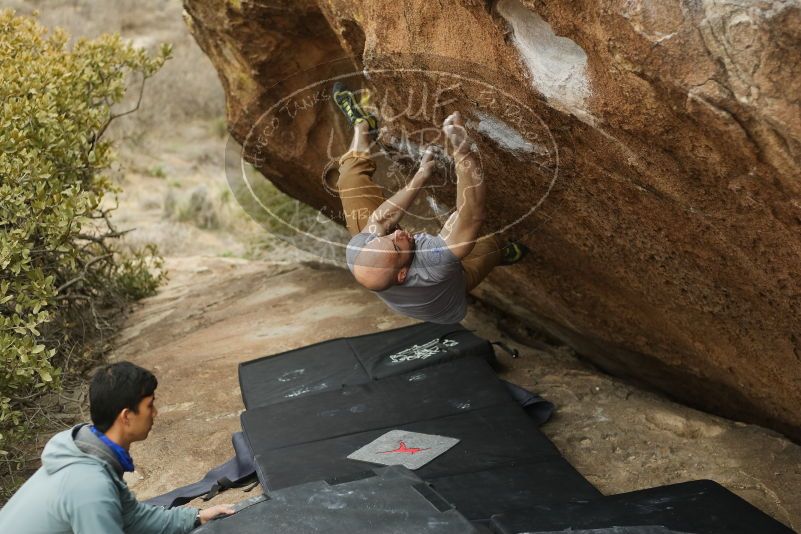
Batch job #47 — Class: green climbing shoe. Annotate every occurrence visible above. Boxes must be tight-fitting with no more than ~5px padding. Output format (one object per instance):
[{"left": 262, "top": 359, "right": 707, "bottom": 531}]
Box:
[
  {"left": 332, "top": 82, "right": 379, "bottom": 132},
  {"left": 500, "top": 241, "right": 529, "bottom": 265}
]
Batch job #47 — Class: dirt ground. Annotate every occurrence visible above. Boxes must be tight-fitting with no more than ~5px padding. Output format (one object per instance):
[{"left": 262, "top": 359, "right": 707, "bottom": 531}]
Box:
[{"left": 10, "top": 1, "right": 801, "bottom": 530}]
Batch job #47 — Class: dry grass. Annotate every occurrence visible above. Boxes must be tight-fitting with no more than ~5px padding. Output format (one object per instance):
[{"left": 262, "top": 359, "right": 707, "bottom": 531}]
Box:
[{"left": 10, "top": 0, "right": 225, "bottom": 145}]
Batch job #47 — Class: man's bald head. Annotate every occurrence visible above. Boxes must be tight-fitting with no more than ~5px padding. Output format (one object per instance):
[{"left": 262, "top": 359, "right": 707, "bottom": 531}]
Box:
[
  {"left": 351, "top": 231, "right": 415, "bottom": 291},
  {"left": 352, "top": 241, "right": 400, "bottom": 291}
]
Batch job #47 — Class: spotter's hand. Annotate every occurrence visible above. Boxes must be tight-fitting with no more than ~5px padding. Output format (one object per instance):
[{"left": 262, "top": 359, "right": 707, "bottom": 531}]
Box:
[{"left": 199, "top": 504, "right": 236, "bottom": 525}]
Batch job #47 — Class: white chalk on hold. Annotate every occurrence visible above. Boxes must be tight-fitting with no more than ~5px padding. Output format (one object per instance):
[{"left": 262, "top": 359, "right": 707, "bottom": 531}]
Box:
[
  {"left": 496, "top": 0, "right": 593, "bottom": 122},
  {"left": 475, "top": 111, "right": 539, "bottom": 155}
]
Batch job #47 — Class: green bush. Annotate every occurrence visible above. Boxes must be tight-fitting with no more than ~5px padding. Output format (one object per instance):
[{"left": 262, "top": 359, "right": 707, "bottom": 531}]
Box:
[{"left": 0, "top": 9, "right": 168, "bottom": 493}]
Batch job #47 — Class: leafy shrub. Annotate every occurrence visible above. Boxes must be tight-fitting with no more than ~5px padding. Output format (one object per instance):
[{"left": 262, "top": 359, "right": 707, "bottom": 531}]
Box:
[{"left": 0, "top": 9, "right": 168, "bottom": 495}]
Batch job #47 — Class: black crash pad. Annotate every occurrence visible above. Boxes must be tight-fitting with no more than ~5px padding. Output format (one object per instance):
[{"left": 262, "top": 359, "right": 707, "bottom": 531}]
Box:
[
  {"left": 509, "top": 529, "right": 690, "bottom": 534},
  {"left": 238, "top": 338, "right": 368, "bottom": 410},
  {"left": 238, "top": 322, "right": 495, "bottom": 409},
  {"left": 241, "top": 355, "right": 598, "bottom": 520},
  {"left": 488, "top": 479, "right": 793, "bottom": 534},
  {"left": 428, "top": 459, "right": 602, "bottom": 521},
  {"left": 247, "top": 403, "right": 565, "bottom": 490},
  {"left": 240, "top": 357, "right": 515, "bottom": 452},
  {"left": 346, "top": 322, "right": 495, "bottom": 379},
  {"left": 194, "top": 466, "right": 480, "bottom": 533},
  {"left": 247, "top": 404, "right": 599, "bottom": 520}
]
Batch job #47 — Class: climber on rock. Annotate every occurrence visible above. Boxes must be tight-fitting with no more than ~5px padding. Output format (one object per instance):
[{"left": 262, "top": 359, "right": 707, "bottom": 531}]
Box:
[{"left": 332, "top": 82, "right": 528, "bottom": 324}]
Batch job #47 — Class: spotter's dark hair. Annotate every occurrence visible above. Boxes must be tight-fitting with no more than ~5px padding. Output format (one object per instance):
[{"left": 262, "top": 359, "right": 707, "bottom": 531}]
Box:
[{"left": 89, "top": 361, "right": 157, "bottom": 432}]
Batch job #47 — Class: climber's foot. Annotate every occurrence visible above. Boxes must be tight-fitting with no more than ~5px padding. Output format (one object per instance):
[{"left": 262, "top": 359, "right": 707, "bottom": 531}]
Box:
[
  {"left": 500, "top": 241, "right": 529, "bottom": 265},
  {"left": 333, "top": 82, "right": 379, "bottom": 133}
]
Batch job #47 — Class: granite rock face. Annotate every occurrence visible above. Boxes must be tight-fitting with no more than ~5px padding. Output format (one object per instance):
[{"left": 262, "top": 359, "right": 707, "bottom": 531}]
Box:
[{"left": 183, "top": 0, "right": 801, "bottom": 440}]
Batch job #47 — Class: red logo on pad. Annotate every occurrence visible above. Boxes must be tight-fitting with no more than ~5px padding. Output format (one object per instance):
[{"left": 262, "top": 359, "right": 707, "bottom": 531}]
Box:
[{"left": 379, "top": 440, "right": 429, "bottom": 455}]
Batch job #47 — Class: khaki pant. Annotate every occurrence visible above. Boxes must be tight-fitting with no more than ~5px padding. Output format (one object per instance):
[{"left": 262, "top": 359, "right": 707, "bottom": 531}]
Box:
[{"left": 337, "top": 151, "right": 502, "bottom": 292}]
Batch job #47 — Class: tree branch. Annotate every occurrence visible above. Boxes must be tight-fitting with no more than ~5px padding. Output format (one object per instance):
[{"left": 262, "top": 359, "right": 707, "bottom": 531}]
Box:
[
  {"left": 94, "top": 73, "right": 147, "bottom": 141},
  {"left": 56, "top": 254, "right": 113, "bottom": 293}
]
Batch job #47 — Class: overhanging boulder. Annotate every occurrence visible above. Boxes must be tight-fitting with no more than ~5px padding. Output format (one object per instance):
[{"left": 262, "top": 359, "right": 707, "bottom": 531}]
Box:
[{"left": 182, "top": 0, "right": 801, "bottom": 440}]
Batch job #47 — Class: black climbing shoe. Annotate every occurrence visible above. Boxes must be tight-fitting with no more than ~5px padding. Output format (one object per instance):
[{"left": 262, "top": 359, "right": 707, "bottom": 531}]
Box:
[
  {"left": 332, "top": 82, "right": 379, "bottom": 133},
  {"left": 500, "top": 241, "right": 529, "bottom": 265}
]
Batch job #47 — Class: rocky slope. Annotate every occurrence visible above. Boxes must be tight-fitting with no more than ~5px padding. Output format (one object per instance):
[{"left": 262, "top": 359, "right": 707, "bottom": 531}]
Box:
[{"left": 183, "top": 0, "right": 801, "bottom": 440}]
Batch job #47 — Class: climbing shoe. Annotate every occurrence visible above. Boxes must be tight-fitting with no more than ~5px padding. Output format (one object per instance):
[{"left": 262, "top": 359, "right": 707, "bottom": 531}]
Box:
[
  {"left": 332, "top": 82, "right": 379, "bottom": 133},
  {"left": 500, "top": 241, "right": 529, "bottom": 265}
]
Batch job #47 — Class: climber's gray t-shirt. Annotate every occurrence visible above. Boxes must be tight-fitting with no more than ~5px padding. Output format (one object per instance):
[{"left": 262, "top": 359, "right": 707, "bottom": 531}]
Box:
[{"left": 346, "top": 232, "right": 467, "bottom": 324}]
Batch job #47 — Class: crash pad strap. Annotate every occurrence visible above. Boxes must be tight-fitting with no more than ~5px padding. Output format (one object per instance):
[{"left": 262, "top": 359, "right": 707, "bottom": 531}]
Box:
[
  {"left": 502, "top": 380, "right": 553, "bottom": 425},
  {"left": 143, "top": 432, "right": 256, "bottom": 508}
]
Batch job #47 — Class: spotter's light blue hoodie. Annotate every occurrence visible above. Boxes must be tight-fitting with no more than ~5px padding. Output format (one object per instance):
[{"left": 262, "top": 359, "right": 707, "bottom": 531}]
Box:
[{"left": 0, "top": 424, "right": 197, "bottom": 534}]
